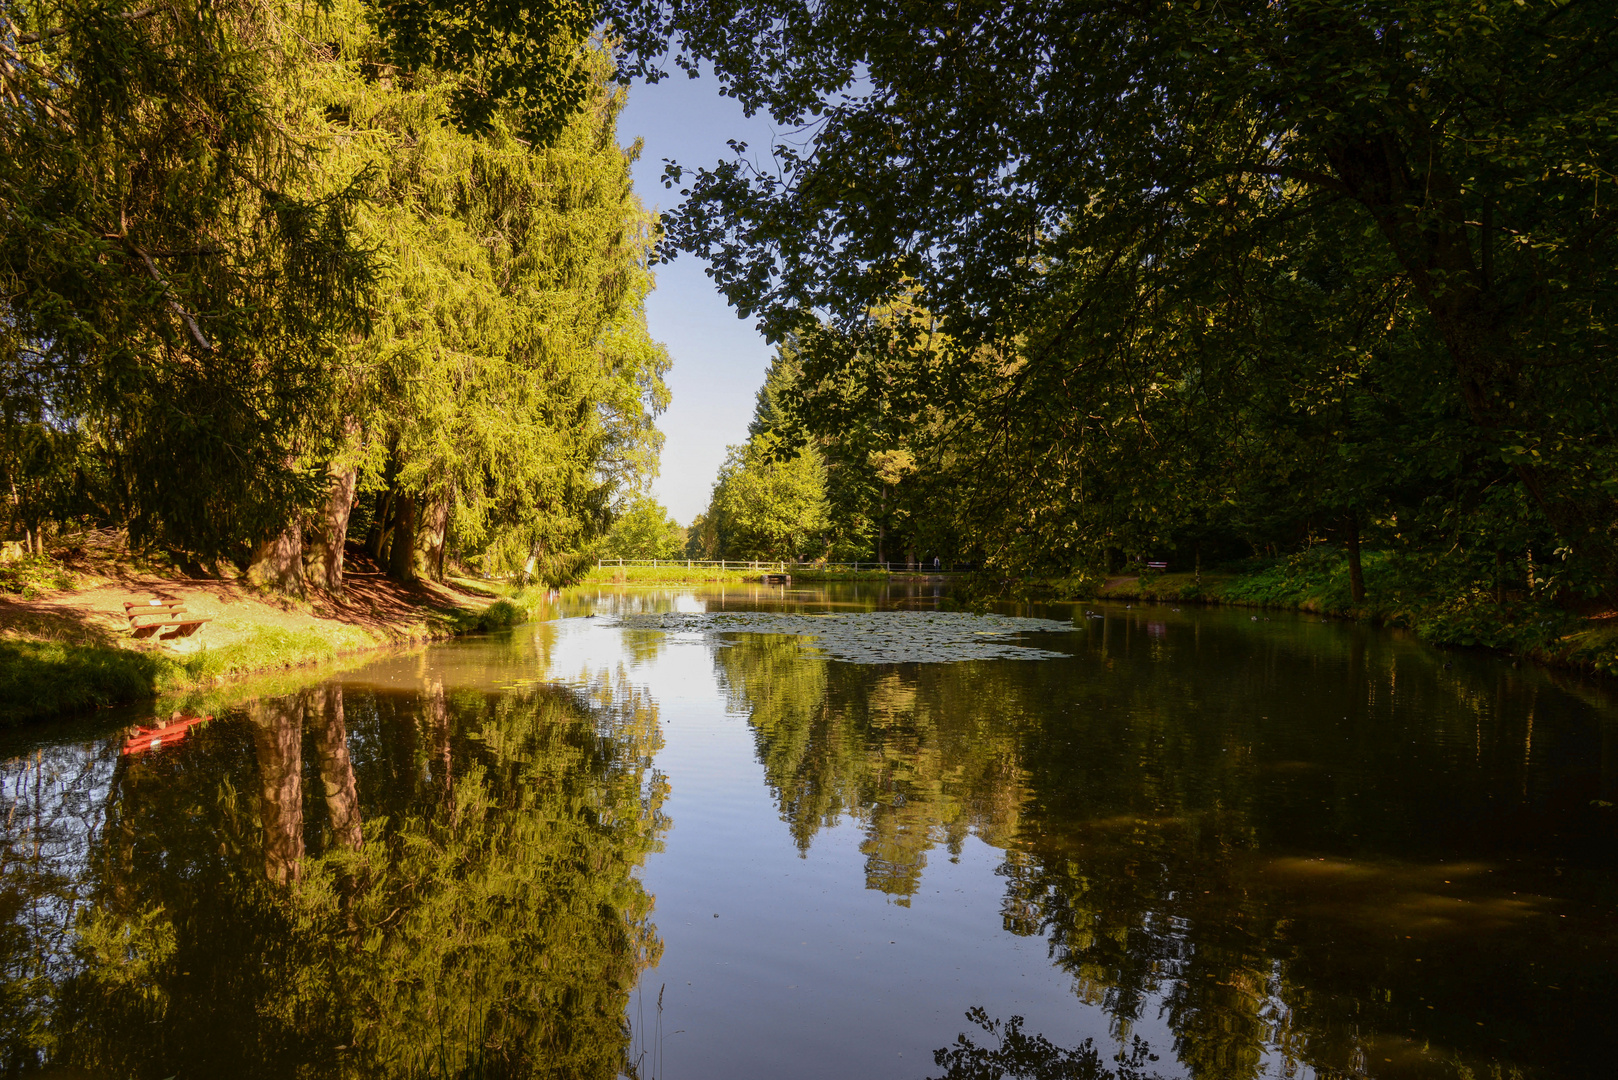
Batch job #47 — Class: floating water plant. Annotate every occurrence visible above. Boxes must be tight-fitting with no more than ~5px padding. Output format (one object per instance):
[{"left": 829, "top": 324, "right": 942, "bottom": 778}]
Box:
[{"left": 608, "top": 610, "right": 1074, "bottom": 664}]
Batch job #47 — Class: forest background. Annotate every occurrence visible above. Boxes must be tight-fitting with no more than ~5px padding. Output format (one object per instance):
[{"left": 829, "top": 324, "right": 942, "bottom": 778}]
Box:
[{"left": 3, "top": 0, "right": 1617, "bottom": 665}]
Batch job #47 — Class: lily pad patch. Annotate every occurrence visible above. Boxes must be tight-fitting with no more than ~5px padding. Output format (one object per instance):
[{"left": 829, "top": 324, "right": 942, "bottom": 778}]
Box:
[{"left": 607, "top": 610, "right": 1074, "bottom": 664}]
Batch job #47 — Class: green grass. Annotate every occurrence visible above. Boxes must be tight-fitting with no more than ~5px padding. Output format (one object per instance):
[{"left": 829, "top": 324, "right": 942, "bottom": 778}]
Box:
[
  {"left": 0, "top": 584, "right": 529, "bottom": 724},
  {"left": 0, "top": 639, "right": 179, "bottom": 723},
  {"left": 579, "top": 564, "right": 757, "bottom": 585},
  {"left": 0, "top": 554, "right": 76, "bottom": 598},
  {"left": 180, "top": 625, "right": 362, "bottom": 681},
  {"left": 789, "top": 568, "right": 893, "bottom": 581}
]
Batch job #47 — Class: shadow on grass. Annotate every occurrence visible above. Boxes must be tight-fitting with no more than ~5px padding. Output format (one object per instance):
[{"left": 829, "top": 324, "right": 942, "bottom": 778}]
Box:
[{"left": 0, "top": 638, "right": 179, "bottom": 724}]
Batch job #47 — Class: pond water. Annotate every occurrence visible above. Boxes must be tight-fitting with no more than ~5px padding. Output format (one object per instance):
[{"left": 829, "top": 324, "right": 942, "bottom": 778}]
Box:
[{"left": 1, "top": 584, "right": 1615, "bottom": 1079}]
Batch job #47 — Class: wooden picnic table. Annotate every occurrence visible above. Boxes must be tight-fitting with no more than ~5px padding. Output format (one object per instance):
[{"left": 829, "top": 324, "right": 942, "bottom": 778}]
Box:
[{"left": 123, "top": 597, "right": 210, "bottom": 639}]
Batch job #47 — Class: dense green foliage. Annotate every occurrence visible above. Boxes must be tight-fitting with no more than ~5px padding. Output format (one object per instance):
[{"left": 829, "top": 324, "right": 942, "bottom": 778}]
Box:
[
  {"left": 0, "top": 0, "right": 370, "bottom": 557},
  {"left": 687, "top": 431, "right": 828, "bottom": 561},
  {"left": 0, "top": 0, "right": 668, "bottom": 587},
  {"left": 601, "top": 494, "right": 685, "bottom": 559},
  {"left": 653, "top": 0, "right": 1618, "bottom": 604}
]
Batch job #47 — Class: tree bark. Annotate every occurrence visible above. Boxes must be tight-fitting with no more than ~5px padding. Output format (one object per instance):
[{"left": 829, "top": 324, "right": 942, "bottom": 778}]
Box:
[
  {"left": 387, "top": 491, "right": 418, "bottom": 582},
  {"left": 250, "top": 694, "right": 305, "bottom": 884},
  {"left": 306, "top": 421, "right": 360, "bottom": 592},
  {"left": 414, "top": 495, "right": 450, "bottom": 583},
  {"left": 876, "top": 484, "right": 888, "bottom": 564},
  {"left": 366, "top": 488, "right": 392, "bottom": 562},
  {"left": 248, "top": 520, "right": 305, "bottom": 594}
]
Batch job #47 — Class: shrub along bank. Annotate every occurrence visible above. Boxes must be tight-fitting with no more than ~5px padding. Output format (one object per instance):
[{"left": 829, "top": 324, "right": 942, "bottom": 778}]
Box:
[{"left": 1037, "top": 548, "right": 1618, "bottom": 677}]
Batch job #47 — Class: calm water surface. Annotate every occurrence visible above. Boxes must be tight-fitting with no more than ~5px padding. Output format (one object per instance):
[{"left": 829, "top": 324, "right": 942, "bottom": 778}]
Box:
[{"left": 1, "top": 584, "right": 1614, "bottom": 1079}]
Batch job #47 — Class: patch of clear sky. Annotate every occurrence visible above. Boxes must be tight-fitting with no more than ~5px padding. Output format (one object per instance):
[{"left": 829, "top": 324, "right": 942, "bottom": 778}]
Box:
[{"left": 618, "top": 73, "right": 780, "bottom": 525}]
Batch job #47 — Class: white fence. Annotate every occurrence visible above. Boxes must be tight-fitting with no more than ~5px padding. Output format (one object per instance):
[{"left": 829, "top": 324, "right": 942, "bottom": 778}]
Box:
[{"left": 597, "top": 557, "right": 790, "bottom": 572}]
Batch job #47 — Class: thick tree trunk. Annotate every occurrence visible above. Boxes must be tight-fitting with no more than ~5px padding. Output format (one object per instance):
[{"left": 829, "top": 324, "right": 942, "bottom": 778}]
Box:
[
  {"left": 248, "top": 521, "right": 305, "bottom": 594},
  {"left": 250, "top": 693, "right": 305, "bottom": 884},
  {"left": 388, "top": 491, "right": 418, "bottom": 582},
  {"left": 315, "top": 684, "right": 362, "bottom": 852},
  {"left": 414, "top": 495, "right": 450, "bottom": 583},
  {"left": 306, "top": 423, "right": 360, "bottom": 593},
  {"left": 1345, "top": 517, "right": 1366, "bottom": 604}
]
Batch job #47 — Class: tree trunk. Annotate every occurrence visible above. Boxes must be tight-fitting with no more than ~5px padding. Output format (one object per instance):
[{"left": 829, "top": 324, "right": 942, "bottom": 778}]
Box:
[
  {"left": 306, "top": 422, "right": 360, "bottom": 593},
  {"left": 367, "top": 489, "right": 392, "bottom": 562},
  {"left": 249, "top": 520, "right": 306, "bottom": 594},
  {"left": 1345, "top": 517, "right": 1366, "bottom": 604},
  {"left": 315, "top": 684, "right": 362, "bottom": 852},
  {"left": 876, "top": 484, "right": 888, "bottom": 564},
  {"left": 414, "top": 495, "right": 450, "bottom": 583},
  {"left": 388, "top": 491, "right": 418, "bottom": 582},
  {"left": 250, "top": 693, "right": 305, "bottom": 884}
]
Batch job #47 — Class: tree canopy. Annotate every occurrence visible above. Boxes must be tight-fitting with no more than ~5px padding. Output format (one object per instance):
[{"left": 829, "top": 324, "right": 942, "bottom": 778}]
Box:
[
  {"left": 645, "top": 0, "right": 1618, "bottom": 597},
  {"left": 1, "top": 0, "right": 669, "bottom": 585}
]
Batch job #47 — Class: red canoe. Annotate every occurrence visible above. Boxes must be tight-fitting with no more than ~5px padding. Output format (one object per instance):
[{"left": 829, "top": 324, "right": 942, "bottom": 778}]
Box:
[{"left": 121, "top": 714, "right": 213, "bottom": 755}]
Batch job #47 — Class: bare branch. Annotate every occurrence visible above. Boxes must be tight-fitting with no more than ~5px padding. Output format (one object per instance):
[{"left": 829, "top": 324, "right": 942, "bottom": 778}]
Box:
[
  {"left": 14, "top": 7, "right": 156, "bottom": 46},
  {"left": 128, "top": 243, "right": 213, "bottom": 351}
]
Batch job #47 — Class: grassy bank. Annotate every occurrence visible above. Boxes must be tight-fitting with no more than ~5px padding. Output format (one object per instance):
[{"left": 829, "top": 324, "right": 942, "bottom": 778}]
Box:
[
  {"left": 579, "top": 564, "right": 758, "bottom": 585},
  {"left": 0, "top": 559, "right": 542, "bottom": 726},
  {"left": 1037, "top": 549, "right": 1618, "bottom": 677}
]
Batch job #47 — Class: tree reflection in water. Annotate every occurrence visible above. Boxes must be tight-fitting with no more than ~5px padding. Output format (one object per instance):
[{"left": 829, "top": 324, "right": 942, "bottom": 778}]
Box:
[
  {"left": 713, "top": 615, "right": 1617, "bottom": 1080},
  {"left": 929, "top": 1009, "right": 1164, "bottom": 1080},
  {"left": 0, "top": 671, "right": 666, "bottom": 1078}
]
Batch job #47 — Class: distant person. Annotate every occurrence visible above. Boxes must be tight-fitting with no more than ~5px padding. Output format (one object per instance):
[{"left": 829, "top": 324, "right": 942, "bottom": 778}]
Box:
[{"left": 932, "top": 555, "right": 941, "bottom": 570}]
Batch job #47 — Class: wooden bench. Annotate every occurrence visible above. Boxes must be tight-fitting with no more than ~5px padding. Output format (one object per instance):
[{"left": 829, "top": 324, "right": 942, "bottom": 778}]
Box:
[
  {"left": 1144, "top": 561, "right": 1168, "bottom": 572},
  {"left": 123, "top": 597, "right": 210, "bottom": 640}
]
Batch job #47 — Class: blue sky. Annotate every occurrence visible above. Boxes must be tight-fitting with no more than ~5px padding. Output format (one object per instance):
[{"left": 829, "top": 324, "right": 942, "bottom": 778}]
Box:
[{"left": 617, "top": 75, "right": 780, "bottom": 525}]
